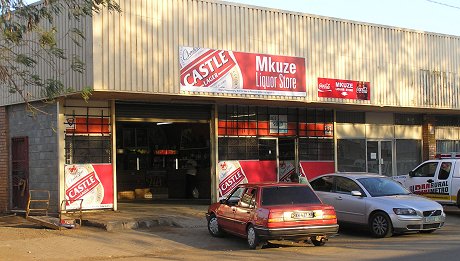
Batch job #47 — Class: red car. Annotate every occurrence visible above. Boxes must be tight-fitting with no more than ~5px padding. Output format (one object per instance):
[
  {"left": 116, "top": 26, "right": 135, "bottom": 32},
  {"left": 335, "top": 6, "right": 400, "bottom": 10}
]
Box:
[{"left": 206, "top": 182, "right": 339, "bottom": 249}]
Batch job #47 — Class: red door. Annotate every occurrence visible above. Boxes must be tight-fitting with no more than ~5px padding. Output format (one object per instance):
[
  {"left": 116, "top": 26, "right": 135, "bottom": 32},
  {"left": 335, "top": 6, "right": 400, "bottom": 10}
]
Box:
[{"left": 12, "top": 137, "right": 29, "bottom": 210}]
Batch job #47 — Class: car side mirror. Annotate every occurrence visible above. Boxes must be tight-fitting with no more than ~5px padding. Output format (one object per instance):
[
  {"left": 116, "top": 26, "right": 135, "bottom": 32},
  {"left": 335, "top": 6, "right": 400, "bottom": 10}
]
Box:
[
  {"left": 351, "top": 190, "right": 363, "bottom": 197},
  {"left": 408, "top": 171, "right": 415, "bottom": 177}
]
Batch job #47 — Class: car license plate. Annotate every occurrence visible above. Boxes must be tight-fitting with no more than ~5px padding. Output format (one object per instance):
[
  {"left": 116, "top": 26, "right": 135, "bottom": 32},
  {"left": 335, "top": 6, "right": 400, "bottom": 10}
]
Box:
[
  {"left": 424, "top": 216, "right": 441, "bottom": 223},
  {"left": 289, "top": 211, "right": 314, "bottom": 220}
]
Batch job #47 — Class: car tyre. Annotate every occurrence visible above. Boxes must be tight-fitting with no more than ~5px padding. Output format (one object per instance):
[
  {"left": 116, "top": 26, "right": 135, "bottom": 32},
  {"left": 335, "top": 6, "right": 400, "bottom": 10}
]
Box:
[
  {"left": 457, "top": 190, "right": 460, "bottom": 208},
  {"left": 207, "top": 214, "right": 224, "bottom": 237},
  {"left": 369, "top": 212, "right": 393, "bottom": 238},
  {"left": 310, "top": 236, "right": 326, "bottom": 246},
  {"left": 247, "top": 224, "right": 264, "bottom": 250}
]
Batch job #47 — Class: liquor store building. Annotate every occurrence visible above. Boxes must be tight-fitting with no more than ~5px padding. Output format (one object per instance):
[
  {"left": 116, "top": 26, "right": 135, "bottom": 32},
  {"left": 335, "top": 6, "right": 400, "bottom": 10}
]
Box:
[{"left": 1, "top": 0, "right": 460, "bottom": 213}]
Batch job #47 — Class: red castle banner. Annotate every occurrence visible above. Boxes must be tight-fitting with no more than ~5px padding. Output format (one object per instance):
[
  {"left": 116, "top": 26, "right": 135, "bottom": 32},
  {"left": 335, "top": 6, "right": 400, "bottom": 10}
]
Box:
[
  {"left": 64, "top": 164, "right": 114, "bottom": 210},
  {"left": 180, "top": 47, "right": 306, "bottom": 97},
  {"left": 318, "top": 77, "right": 370, "bottom": 100}
]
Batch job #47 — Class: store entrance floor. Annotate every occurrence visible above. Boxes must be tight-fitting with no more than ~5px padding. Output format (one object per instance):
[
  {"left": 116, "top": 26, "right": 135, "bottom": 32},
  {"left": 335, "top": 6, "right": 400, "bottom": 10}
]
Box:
[{"left": 82, "top": 201, "right": 210, "bottom": 231}]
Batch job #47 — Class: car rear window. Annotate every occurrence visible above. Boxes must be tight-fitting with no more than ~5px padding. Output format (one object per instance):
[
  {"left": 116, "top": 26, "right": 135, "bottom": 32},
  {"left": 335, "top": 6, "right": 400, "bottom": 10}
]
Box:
[{"left": 261, "top": 186, "right": 322, "bottom": 206}]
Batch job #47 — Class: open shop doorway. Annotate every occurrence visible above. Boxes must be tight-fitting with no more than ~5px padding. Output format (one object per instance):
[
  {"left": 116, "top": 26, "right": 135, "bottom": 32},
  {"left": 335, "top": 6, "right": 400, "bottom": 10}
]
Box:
[{"left": 116, "top": 121, "right": 211, "bottom": 202}]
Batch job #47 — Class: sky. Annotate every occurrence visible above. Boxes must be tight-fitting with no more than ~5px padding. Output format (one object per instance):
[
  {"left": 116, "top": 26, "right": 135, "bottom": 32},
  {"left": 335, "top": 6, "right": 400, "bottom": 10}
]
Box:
[{"left": 223, "top": 0, "right": 460, "bottom": 36}]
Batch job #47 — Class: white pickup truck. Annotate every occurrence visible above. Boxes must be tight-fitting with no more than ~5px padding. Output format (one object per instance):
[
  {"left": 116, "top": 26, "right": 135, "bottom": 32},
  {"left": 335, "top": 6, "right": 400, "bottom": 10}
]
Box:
[{"left": 394, "top": 157, "right": 460, "bottom": 207}]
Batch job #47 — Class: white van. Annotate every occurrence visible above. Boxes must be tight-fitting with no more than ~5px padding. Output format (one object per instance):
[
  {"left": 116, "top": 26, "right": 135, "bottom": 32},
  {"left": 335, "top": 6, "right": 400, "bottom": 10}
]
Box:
[{"left": 394, "top": 154, "right": 460, "bottom": 207}]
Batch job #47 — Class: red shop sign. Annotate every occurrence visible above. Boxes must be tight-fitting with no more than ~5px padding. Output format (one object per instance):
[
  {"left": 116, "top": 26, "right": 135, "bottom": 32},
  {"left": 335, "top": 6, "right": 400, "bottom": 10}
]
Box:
[
  {"left": 318, "top": 77, "right": 370, "bottom": 100},
  {"left": 180, "top": 47, "right": 306, "bottom": 97}
]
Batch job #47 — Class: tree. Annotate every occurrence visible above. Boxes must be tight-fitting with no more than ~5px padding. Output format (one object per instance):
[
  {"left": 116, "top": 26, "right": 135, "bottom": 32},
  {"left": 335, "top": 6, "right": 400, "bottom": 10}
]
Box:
[{"left": 0, "top": 0, "right": 120, "bottom": 113}]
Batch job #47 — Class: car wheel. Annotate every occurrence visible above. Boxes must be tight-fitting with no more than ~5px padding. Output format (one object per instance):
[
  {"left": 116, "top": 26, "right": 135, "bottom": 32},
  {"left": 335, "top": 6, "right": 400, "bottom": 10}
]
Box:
[
  {"left": 420, "top": 229, "right": 437, "bottom": 234},
  {"left": 457, "top": 190, "right": 460, "bottom": 208},
  {"left": 247, "top": 224, "right": 264, "bottom": 250},
  {"left": 369, "top": 212, "right": 393, "bottom": 238},
  {"left": 207, "top": 214, "right": 223, "bottom": 237},
  {"left": 311, "top": 236, "right": 327, "bottom": 246}
]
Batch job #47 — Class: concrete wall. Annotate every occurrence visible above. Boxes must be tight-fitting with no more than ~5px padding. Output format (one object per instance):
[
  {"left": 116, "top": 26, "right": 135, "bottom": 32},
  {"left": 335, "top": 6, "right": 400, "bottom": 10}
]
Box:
[
  {"left": 0, "top": 107, "right": 9, "bottom": 213},
  {"left": 8, "top": 103, "right": 60, "bottom": 212}
]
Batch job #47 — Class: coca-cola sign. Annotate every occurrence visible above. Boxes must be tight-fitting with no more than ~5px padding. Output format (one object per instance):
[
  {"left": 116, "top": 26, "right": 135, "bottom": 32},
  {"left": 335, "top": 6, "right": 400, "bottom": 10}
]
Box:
[
  {"left": 180, "top": 47, "right": 306, "bottom": 97},
  {"left": 317, "top": 77, "right": 370, "bottom": 100}
]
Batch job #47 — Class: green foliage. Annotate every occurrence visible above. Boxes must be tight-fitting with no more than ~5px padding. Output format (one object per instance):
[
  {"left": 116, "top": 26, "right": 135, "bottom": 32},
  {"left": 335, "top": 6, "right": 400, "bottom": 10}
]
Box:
[
  {"left": 81, "top": 86, "right": 93, "bottom": 102},
  {"left": 0, "top": 0, "right": 120, "bottom": 107}
]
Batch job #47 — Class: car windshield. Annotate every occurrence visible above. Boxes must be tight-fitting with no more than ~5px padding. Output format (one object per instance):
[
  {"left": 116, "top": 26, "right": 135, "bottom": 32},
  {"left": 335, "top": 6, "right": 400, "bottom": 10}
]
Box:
[
  {"left": 261, "top": 186, "right": 322, "bottom": 206},
  {"left": 357, "top": 177, "right": 411, "bottom": 197}
]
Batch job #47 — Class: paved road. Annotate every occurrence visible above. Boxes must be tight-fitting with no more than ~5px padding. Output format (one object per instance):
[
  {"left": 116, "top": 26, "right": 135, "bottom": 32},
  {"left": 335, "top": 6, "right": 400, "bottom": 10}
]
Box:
[{"left": 1, "top": 206, "right": 460, "bottom": 260}]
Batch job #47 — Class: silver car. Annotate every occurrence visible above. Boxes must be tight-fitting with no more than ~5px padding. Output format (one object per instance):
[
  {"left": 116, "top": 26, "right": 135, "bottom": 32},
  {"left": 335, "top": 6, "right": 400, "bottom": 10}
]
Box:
[{"left": 309, "top": 173, "right": 445, "bottom": 238}]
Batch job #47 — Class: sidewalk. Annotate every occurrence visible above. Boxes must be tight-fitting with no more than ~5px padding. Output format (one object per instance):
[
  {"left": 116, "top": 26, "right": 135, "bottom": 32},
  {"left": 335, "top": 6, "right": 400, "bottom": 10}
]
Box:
[
  {"left": 82, "top": 202, "right": 209, "bottom": 231},
  {"left": 0, "top": 201, "right": 209, "bottom": 232}
]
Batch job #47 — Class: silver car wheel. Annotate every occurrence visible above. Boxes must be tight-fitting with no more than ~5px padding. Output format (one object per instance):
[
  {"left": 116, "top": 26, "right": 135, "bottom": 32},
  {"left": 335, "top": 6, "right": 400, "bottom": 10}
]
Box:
[
  {"left": 370, "top": 212, "right": 393, "bottom": 238},
  {"left": 247, "top": 226, "right": 256, "bottom": 246},
  {"left": 207, "top": 215, "right": 223, "bottom": 237},
  {"left": 372, "top": 215, "right": 387, "bottom": 235},
  {"left": 209, "top": 217, "right": 219, "bottom": 235}
]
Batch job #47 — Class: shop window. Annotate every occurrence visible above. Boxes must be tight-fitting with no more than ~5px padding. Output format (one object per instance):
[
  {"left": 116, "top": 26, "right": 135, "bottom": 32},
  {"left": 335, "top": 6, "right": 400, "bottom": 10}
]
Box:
[
  {"left": 337, "top": 139, "right": 366, "bottom": 172},
  {"left": 336, "top": 111, "right": 365, "bottom": 124},
  {"left": 218, "top": 137, "right": 279, "bottom": 161},
  {"left": 65, "top": 136, "right": 111, "bottom": 164},
  {"left": 218, "top": 137, "right": 258, "bottom": 160},
  {"left": 299, "top": 138, "right": 334, "bottom": 161},
  {"left": 394, "top": 114, "right": 423, "bottom": 125},
  {"left": 64, "top": 105, "right": 112, "bottom": 164},
  {"left": 218, "top": 105, "right": 333, "bottom": 138},
  {"left": 258, "top": 139, "right": 277, "bottom": 160},
  {"left": 436, "top": 140, "right": 460, "bottom": 153},
  {"left": 396, "top": 139, "right": 422, "bottom": 175},
  {"left": 301, "top": 108, "right": 334, "bottom": 123},
  {"left": 435, "top": 116, "right": 460, "bottom": 127}
]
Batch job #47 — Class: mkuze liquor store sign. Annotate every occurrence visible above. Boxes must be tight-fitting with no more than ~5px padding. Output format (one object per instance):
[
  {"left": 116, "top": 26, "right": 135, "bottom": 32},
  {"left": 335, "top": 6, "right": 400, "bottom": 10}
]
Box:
[{"left": 180, "top": 47, "right": 306, "bottom": 97}]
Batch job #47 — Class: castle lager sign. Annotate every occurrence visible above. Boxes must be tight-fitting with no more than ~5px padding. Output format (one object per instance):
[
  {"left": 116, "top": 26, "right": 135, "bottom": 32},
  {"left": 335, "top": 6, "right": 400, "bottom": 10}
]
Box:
[{"left": 180, "top": 47, "right": 306, "bottom": 97}]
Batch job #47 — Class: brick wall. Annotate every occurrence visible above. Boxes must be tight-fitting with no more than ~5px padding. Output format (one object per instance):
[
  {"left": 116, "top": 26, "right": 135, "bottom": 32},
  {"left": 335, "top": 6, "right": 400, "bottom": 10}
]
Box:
[
  {"left": 422, "top": 115, "right": 436, "bottom": 161},
  {"left": 0, "top": 106, "right": 9, "bottom": 213}
]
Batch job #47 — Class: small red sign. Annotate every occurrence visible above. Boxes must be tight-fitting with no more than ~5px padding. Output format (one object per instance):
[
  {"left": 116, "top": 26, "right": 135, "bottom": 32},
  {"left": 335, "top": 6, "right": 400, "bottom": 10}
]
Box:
[{"left": 318, "top": 77, "right": 370, "bottom": 100}]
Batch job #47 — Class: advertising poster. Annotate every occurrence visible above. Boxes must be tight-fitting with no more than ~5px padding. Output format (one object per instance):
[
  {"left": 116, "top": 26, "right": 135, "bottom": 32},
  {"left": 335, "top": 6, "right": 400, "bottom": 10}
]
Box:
[
  {"left": 64, "top": 164, "right": 114, "bottom": 210},
  {"left": 269, "top": 115, "right": 288, "bottom": 134},
  {"left": 279, "top": 160, "right": 296, "bottom": 182},
  {"left": 217, "top": 160, "right": 277, "bottom": 198},
  {"left": 180, "top": 46, "right": 306, "bottom": 97},
  {"left": 299, "top": 161, "right": 335, "bottom": 180},
  {"left": 318, "top": 77, "right": 370, "bottom": 100}
]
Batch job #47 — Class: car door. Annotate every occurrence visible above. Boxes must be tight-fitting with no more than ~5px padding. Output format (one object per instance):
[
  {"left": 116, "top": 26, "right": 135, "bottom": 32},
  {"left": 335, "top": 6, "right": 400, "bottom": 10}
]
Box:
[
  {"left": 331, "top": 177, "right": 367, "bottom": 224},
  {"left": 217, "top": 186, "right": 245, "bottom": 232},
  {"left": 432, "top": 160, "right": 453, "bottom": 204},
  {"left": 406, "top": 161, "right": 439, "bottom": 199},
  {"left": 233, "top": 187, "right": 257, "bottom": 236}
]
